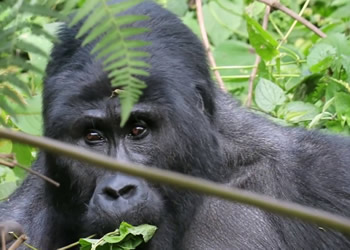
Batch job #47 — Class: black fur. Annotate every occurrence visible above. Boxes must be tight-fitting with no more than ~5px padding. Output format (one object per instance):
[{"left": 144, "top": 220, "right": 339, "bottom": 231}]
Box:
[{"left": 1, "top": 1, "right": 350, "bottom": 249}]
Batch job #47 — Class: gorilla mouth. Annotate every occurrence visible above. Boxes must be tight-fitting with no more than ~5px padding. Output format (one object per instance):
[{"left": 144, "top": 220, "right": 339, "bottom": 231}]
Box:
[{"left": 85, "top": 174, "right": 163, "bottom": 236}]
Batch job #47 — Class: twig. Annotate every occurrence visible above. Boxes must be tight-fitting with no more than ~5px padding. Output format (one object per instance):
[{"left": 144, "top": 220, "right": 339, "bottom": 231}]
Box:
[
  {"left": 222, "top": 74, "right": 300, "bottom": 79},
  {"left": 1, "top": 128, "right": 350, "bottom": 234},
  {"left": 8, "top": 233, "right": 37, "bottom": 250},
  {"left": 256, "top": 0, "right": 326, "bottom": 38},
  {"left": 277, "top": 0, "right": 311, "bottom": 49},
  {"left": 8, "top": 235, "right": 27, "bottom": 250},
  {"left": 195, "top": 0, "right": 226, "bottom": 91},
  {"left": 0, "top": 221, "right": 24, "bottom": 249},
  {"left": 0, "top": 156, "right": 60, "bottom": 187},
  {"left": 246, "top": 6, "right": 271, "bottom": 107},
  {"left": 57, "top": 234, "right": 96, "bottom": 250},
  {"left": 212, "top": 60, "right": 306, "bottom": 70}
]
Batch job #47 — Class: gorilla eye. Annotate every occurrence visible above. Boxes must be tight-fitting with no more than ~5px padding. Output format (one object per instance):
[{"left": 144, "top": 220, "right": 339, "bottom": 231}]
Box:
[
  {"left": 85, "top": 130, "right": 105, "bottom": 144},
  {"left": 128, "top": 125, "right": 148, "bottom": 139}
]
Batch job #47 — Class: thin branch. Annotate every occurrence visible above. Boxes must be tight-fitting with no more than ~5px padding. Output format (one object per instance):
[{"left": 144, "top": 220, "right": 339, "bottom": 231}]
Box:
[
  {"left": 256, "top": 0, "right": 326, "bottom": 38},
  {"left": 212, "top": 60, "right": 306, "bottom": 70},
  {"left": 0, "top": 156, "right": 60, "bottom": 187},
  {"left": 1, "top": 128, "right": 350, "bottom": 233},
  {"left": 246, "top": 6, "right": 271, "bottom": 107},
  {"left": 57, "top": 234, "right": 96, "bottom": 250},
  {"left": 222, "top": 74, "right": 300, "bottom": 79},
  {"left": 195, "top": 0, "right": 226, "bottom": 91},
  {"left": 8, "top": 233, "right": 36, "bottom": 250},
  {"left": 277, "top": 0, "right": 311, "bottom": 49},
  {"left": 246, "top": 56, "right": 261, "bottom": 107},
  {"left": 0, "top": 221, "right": 24, "bottom": 249},
  {"left": 8, "top": 235, "right": 27, "bottom": 250}
]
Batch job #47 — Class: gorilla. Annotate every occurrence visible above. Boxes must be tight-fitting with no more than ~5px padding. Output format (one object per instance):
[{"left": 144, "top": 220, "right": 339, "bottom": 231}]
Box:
[{"left": 1, "top": 1, "right": 350, "bottom": 249}]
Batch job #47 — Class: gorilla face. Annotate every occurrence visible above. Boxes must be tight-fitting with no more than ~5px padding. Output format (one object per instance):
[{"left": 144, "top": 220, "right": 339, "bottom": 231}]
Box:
[
  {"left": 44, "top": 76, "right": 224, "bottom": 242},
  {"left": 43, "top": 42, "right": 224, "bottom": 240}
]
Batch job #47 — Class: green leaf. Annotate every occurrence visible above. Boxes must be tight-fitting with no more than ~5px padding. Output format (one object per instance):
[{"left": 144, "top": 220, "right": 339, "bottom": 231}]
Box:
[
  {"left": 79, "top": 222, "right": 157, "bottom": 250},
  {"left": 0, "top": 139, "right": 12, "bottom": 154},
  {"left": 245, "top": 14, "right": 279, "bottom": 61},
  {"left": 70, "top": 0, "right": 99, "bottom": 26},
  {"left": 213, "top": 40, "right": 256, "bottom": 77},
  {"left": 334, "top": 92, "right": 350, "bottom": 115},
  {"left": 109, "top": 0, "right": 145, "bottom": 14},
  {"left": 284, "top": 101, "right": 320, "bottom": 123},
  {"left": 12, "top": 143, "right": 35, "bottom": 180},
  {"left": 72, "top": 0, "right": 151, "bottom": 126},
  {"left": 77, "top": 8, "right": 106, "bottom": 38},
  {"left": 0, "top": 181, "right": 17, "bottom": 200},
  {"left": 8, "top": 95, "right": 43, "bottom": 135},
  {"left": 307, "top": 44, "right": 336, "bottom": 73},
  {"left": 255, "top": 78, "right": 286, "bottom": 112},
  {"left": 0, "top": 75, "right": 31, "bottom": 95},
  {"left": 202, "top": 3, "right": 232, "bottom": 46},
  {"left": 166, "top": 0, "right": 188, "bottom": 17}
]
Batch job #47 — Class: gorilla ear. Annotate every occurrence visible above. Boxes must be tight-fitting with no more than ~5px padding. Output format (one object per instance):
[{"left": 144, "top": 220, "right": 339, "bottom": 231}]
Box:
[{"left": 195, "top": 81, "right": 216, "bottom": 117}]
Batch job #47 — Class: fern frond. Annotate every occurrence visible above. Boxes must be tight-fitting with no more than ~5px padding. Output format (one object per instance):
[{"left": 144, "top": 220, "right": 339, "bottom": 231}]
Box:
[
  {"left": 0, "top": 75, "right": 30, "bottom": 95},
  {"left": 0, "top": 95, "right": 16, "bottom": 117},
  {"left": 0, "top": 84, "right": 26, "bottom": 107},
  {"left": 0, "top": 0, "right": 58, "bottom": 112},
  {"left": 73, "top": 0, "right": 151, "bottom": 126},
  {"left": 62, "top": 0, "right": 80, "bottom": 15}
]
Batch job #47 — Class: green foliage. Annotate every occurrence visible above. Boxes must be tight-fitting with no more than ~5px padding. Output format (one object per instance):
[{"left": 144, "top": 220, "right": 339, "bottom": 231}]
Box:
[
  {"left": 71, "top": 0, "right": 150, "bottom": 126},
  {"left": 0, "top": 0, "right": 58, "bottom": 197},
  {"left": 172, "top": 0, "right": 350, "bottom": 134},
  {"left": 255, "top": 78, "right": 286, "bottom": 113},
  {"left": 0, "top": 0, "right": 56, "bottom": 119},
  {"left": 79, "top": 222, "right": 157, "bottom": 250},
  {"left": 245, "top": 14, "right": 279, "bottom": 61}
]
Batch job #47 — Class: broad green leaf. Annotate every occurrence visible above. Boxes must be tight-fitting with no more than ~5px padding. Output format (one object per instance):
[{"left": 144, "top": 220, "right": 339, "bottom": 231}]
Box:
[
  {"left": 307, "top": 44, "right": 336, "bottom": 73},
  {"left": 213, "top": 40, "right": 255, "bottom": 77},
  {"left": 166, "top": 0, "right": 188, "bottom": 17},
  {"left": 126, "top": 224, "right": 158, "bottom": 242},
  {"left": 0, "top": 181, "right": 17, "bottom": 200},
  {"left": 12, "top": 143, "right": 35, "bottom": 180},
  {"left": 255, "top": 78, "right": 286, "bottom": 112},
  {"left": 330, "top": 3, "right": 350, "bottom": 19},
  {"left": 182, "top": 12, "right": 201, "bottom": 38},
  {"left": 245, "top": 15, "right": 279, "bottom": 61},
  {"left": 321, "top": 33, "right": 350, "bottom": 57},
  {"left": 335, "top": 92, "right": 350, "bottom": 115},
  {"left": 0, "top": 139, "right": 12, "bottom": 154},
  {"left": 202, "top": 4, "right": 232, "bottom": 46},
  {"left": 208, "top": 1, "right": 242, "bottom": 31},
  {"left": 79, "top": 222, "right": 157, "bottom": 250},
  {"left": 284, "top": 101, "right": 320, "bottom": 123}
]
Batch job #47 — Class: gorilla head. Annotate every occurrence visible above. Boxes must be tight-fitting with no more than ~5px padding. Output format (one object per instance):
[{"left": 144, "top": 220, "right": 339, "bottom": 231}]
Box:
[{"left": 41, "top": 1, "right": 227, "bottom": 248}]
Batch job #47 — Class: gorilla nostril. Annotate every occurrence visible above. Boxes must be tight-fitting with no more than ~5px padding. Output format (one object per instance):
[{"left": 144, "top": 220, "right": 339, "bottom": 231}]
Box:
[
  {"left": 118, "top": 185, "right": 136, "bottom": 199},
  {"left": 102, "top": 187, "right": 119, "bottom": 200}
]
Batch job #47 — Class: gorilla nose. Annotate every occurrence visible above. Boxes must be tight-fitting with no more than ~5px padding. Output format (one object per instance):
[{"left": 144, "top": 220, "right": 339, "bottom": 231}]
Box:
[
  {"left": 99, "top": 175, "right": 140, "bottom": 201},
  {"left": 102, "top": 184, "right": 137, "bottom": 200}
]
